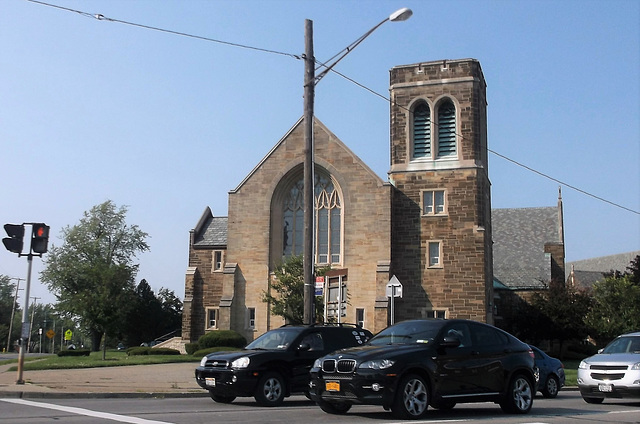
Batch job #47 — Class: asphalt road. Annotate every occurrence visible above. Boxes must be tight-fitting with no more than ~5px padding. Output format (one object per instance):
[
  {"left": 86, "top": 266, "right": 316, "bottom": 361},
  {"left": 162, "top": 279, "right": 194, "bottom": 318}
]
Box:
[{"left": 1, "top": 391, "right": 638, "bottom": 424}]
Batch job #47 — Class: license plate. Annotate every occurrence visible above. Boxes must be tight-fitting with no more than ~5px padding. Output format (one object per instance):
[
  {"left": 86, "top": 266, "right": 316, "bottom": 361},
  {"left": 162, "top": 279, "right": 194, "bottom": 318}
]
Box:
[
  {"left": 598, "top": 383, "right": 612, "bottom": 392},
  {"left": 326, "top": 381, "right": 340, "bottom": 392},
  {"left": 205, "top": 378, "right": 216, "bottom": 387}
]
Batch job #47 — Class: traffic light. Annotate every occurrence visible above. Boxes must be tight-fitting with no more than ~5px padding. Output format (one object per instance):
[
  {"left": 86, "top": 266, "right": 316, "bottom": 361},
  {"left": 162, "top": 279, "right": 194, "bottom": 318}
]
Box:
[
  {"left": 31, "top": 223, "right": 50, "bottom": 254},
  {"left": 2, "top": 224, "right": 25, "bottom": 254}
]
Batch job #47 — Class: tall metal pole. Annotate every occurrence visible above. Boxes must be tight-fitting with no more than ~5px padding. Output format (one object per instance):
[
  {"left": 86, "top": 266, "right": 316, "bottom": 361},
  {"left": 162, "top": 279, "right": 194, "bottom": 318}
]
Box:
[
  {"left": 16, "top": 255, "right": 33, "bottom": 384},
  {"left": 303, "top": 19, "right": 315, "bottom": 325}
]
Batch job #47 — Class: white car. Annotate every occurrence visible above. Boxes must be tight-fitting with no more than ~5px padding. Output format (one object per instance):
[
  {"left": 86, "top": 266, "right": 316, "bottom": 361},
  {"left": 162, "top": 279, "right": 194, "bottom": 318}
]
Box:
[{"left": 577, "top": 331, "right": 640, "bottom": 404}]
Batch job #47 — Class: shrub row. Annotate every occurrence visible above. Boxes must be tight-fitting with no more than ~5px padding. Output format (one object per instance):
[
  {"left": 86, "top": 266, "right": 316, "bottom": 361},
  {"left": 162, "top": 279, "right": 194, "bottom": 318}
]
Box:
[
  {"left": 187, "top": 330, "right": 247, "bottom": 355},
  {"left": 126, "top": 347, "right": 181, "bottom": 356}
]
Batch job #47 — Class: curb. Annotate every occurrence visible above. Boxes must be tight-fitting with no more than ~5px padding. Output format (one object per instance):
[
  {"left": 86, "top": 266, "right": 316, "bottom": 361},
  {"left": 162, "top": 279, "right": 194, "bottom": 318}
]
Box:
[{"left": 0, "top": 391, "right": 210, "bottom": 399}]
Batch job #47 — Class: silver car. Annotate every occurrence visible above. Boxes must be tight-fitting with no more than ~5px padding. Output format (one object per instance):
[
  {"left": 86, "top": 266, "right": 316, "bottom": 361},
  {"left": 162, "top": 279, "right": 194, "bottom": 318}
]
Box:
[{"left": 577, "top": 331, "right": 640, "bottom": 403}]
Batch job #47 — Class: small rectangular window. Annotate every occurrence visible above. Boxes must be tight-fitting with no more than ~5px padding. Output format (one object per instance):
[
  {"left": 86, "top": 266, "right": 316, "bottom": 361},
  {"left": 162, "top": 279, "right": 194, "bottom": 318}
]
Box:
[
  {"left": 356, "top": 308, "right": 365, "bottom": 328},
  {"left": 428, "top": 241, "right": 441, "bottom": 267},
  {"left": 422, "top": 190, "right": 446, "bottom": 216},
  {"left": 247, "top": 307, "right": 256, "bottom": 329},
  {"left": 213, "top": 250, "right": 224, "bottom": 272},
  {"left": 425, "top": 309, "right": 446, "bottom": 319},
  {"left": 207, "top": 309, "right": 218, "bottom": 329}
]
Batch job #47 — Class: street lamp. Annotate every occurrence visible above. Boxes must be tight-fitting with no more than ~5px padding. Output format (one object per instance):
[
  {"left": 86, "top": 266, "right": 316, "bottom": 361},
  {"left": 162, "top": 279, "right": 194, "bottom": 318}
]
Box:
[{"left": 302, "top": 8, "right": 412, "bottom": 325}]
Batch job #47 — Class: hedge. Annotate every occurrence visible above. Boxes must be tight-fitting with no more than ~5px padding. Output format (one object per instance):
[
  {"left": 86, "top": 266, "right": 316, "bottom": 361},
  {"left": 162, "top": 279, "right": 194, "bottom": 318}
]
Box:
[
  {"left": 197, "top": 330, "right": 246, "bottom": 349},
  {"left": 126, "top": 347, "right": 181, "bottom": 356}
]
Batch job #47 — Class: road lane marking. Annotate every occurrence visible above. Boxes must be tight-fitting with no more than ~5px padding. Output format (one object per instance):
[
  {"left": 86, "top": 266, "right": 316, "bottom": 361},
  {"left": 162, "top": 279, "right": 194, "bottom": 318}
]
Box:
[{"left": 1, "top": 398, "right": 174, "bottom": 424}]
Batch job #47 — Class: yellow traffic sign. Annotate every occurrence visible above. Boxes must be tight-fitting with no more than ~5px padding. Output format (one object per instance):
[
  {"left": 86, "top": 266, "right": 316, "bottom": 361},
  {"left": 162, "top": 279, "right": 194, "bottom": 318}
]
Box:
[
  {"left": 46, "top": 329, "right": 55, "bottom": 339},
  {"left": 64, "top": 329, "right": 73, "bottom": 341}
]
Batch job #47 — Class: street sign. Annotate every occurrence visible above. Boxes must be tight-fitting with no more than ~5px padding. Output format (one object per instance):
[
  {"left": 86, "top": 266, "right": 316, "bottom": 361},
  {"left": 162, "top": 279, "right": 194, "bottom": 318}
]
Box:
[
  {"left": 315, "top": 276, "right": 324, "bottom": 296},
  {"left": 386, "top": 275, "right": 403, "bottom": 298},
  {"left": 64, "top": 329, "right": 73, "bottom": 341},
  {"left": 46, "top": 329, "right": 55, "bottom": 339}
]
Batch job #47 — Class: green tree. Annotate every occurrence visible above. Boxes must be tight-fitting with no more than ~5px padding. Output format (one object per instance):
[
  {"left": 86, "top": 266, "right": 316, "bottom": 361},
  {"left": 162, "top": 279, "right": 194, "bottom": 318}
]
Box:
[
  {"left": 40, "top": 200, "right": 149, "bottom": 359},
  {"left": 261, "top": 255, "right": 324, "bottom": 324},
  {"left": 121, "top": 280, "right": 183, "bottom": 347},
  {"left": 0, "top": 275, "right": 22, "bottom": 352},
  {"left": 585, "top": 274, "right": 640, "bottom": 345},
  {"left": 529, "top": 279, "right": 592, "bottom": 356}
]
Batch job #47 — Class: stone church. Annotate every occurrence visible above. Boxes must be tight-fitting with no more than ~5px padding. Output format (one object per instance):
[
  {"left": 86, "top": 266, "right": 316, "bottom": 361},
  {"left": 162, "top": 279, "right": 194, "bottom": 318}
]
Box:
[{"left": 182, "top": 58, "right": 493, "bottom": 343}]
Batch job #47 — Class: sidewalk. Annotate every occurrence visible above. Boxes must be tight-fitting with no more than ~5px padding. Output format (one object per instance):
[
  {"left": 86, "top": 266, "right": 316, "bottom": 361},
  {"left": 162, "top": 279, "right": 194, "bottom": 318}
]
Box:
[{"left": 0, "top": 362, "right": 208, "bottom": 399}]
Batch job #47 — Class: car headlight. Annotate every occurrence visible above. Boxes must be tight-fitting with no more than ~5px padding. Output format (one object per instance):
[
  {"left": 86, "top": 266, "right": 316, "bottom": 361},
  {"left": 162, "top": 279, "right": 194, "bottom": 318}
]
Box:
[
  {"left": 578, "top": 360, "right": 588, "bottom": 369},
  {"left": 231, "top": 356, "right": 250, "bottom": 368},
  {"left": 312, "top": 358, "right": 322, "bottom": 369},
  {"left": 200, "top": 356, "right": 208, "bottom": 367},
  {"left": 359, "top": 359, "right": 395, "bottom": 370},
  {"left": 631, "top": 362, "right": 640, "bottom": 370}
]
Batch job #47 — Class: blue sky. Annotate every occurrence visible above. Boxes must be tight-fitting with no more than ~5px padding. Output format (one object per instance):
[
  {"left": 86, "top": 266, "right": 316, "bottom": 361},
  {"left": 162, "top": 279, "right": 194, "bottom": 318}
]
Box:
[{"left": 1, "top": 0, "right": 639, "bottom": 306}]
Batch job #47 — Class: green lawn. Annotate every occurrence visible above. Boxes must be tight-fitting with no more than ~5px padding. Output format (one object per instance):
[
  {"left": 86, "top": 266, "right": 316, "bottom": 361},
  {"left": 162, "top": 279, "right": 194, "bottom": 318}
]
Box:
[
  {"left": 563, "top": 359, "right": 579, "bottom": 387},
  {"left": 1, "top": 351, "right": 199, "bottom": 372}
]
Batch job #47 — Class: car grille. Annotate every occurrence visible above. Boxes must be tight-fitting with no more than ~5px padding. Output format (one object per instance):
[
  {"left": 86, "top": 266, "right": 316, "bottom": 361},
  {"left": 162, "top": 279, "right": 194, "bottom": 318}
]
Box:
[
  {"left": 322, "top": 359, "right": 357, "bottom": 373},
  {"left": 590, "top": 373, "right": 626, "bottom": 381},
  {"left": 588, "top": 364, "right": 628, "bottom": 381},
  {"left": 204, "top": 359, "right": 230, "bottom": 368},
  {"left": 589, "top": 365, "right": 628, "bottom": 371}
]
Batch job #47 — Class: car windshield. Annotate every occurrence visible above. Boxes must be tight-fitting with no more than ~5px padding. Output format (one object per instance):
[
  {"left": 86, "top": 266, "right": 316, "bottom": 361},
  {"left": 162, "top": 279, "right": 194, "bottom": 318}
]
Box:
[
  {"left": 245, "top": 328, "right": 300, "bottom": 350},
  {"left": 368, "top": 320, "right": 442, "bottom": 346},
  {"left": 601, "top": 336, "right": 640, "bottom": 354}
]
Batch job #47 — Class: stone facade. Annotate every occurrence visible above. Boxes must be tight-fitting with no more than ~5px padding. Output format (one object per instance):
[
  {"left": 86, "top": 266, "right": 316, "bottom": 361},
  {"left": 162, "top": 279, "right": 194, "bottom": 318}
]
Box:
[
  {"left": 183, "top": 59, "right": 494, "bottom": 343},
  {"left": 388, "top": 59, "right": 492, "bottom": 324}
]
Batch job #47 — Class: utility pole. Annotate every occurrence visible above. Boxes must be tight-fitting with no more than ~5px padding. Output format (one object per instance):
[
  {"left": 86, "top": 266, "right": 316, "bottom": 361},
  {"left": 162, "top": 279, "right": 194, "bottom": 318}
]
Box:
[
  {"left": 302, "top": 19, "right": 315, "bottom": 326},
  {"left": 6, "top": 277, "right": 24, "bottom": 352},
  {"left": 27, "top": 296, "right": 40, "bottom": 353}
]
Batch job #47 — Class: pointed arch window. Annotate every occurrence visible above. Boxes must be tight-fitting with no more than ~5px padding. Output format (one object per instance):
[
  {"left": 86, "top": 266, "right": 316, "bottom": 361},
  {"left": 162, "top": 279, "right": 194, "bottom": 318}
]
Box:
[
  {"left": 412, "top": 102, "right": 431, "bottom": 158},
  {"left": 437, "top": 100, "right": 456, "bottom": 157},
  {"left": 282, "top": 172, "right": 342, "bottom": 265}
]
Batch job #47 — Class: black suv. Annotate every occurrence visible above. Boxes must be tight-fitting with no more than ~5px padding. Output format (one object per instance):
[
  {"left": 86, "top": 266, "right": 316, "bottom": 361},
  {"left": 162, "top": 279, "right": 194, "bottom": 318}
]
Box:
[
  {"left": 309, "top": 319, "right": 536, "bottom": 419},
  {"left": 195, "top": 324, "right": 372, "bottom": 406}
]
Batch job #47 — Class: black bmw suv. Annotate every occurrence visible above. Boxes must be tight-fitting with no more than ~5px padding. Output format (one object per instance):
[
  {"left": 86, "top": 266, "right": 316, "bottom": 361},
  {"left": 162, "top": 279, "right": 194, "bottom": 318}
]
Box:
[
  {"left": 309, "top": 319, "right": 536, "bottom": 419},
  {"left": 195, "top": 324, "right": 372, "bottom": 406}
]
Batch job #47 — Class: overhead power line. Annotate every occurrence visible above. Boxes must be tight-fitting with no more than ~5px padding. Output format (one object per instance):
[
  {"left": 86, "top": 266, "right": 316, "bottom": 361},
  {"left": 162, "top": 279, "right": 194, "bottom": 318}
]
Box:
[
  {"left": 25, "top": 0, "right": 301, "bottom": 60},
  {"left": 24, "top": 0, "right": 640, "bottom": 215}
]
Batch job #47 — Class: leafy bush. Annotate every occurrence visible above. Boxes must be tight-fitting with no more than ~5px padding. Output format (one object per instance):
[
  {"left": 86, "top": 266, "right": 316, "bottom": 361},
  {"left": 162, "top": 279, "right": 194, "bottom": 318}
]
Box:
[
  {"left": 193, "top": 346, "right": 242, "bottom": 358},
  {"left": 198, "top": 330, "right": 246, "bottom": 349},
  {"left": 127, "top": 347, "right": 180, "bottom": 356},
  {"left": 57, "top": 349, "right": 91, "bottom": 357},
  {"left": 185, "top": 343, "right": 199, "bottom": 355}
]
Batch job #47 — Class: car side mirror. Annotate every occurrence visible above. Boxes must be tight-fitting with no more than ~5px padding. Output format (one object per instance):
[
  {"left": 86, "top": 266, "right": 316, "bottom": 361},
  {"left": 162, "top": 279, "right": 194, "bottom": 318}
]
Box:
[
  {"left": 298, "top": 342, "right": 311, "bottom": 352},
  {"left": 441, "top": 336, "right": 462, "bottom": 348}
]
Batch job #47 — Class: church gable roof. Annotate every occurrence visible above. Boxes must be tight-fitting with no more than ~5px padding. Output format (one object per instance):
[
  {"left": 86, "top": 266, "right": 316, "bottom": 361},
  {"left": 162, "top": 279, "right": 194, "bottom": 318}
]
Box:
[
  {"left": 192, "top": 207, "right": 228, "bottom": 248},
  {"left": 492, "top": 207, "right": 561, "bottom": 289}
]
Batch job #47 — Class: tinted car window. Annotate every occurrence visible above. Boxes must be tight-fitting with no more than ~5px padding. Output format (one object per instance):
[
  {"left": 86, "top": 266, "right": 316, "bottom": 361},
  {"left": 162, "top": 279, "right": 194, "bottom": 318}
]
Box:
[
  {"left": 472, "top": 323, "right": 509, "bottom": 347},
  {"left": 245, "top": 328, "right": 299, "bottom": 350},
  {"left": 442, "top": 322, "right": 472, "bottom": 347},
  {"left": 368, "top": 320, "right": 442, "bottom": 346},
  {"left": 301, "top": 332, "right": 324, "bottom": 351}
]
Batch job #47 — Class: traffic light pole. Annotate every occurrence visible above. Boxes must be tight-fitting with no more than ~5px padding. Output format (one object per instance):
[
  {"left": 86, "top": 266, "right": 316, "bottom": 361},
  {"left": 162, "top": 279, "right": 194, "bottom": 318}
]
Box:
[{"left": 16, "top": 254, "right": 34, "bottom": 385}]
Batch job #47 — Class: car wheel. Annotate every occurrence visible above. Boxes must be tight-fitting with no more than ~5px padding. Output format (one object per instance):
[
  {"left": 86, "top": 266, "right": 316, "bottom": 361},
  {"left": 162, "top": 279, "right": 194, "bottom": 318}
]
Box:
[
  {"left": 391, "top": 374, "right": 429, "bottom": 419},
  {"left": 316, "top": 399, "right": 352, "bottom": 414},
  {"left": 582, "top": 396, "right": 604, "bottom": 404},
  {"left": 541, "top": 375, "right": 559, "bottom": 398},
  {"left": 500, "top": 374, "right": 533, "bottom": 414},
  {"left": 209, "top": 391, "right": 236, "bottom": 404},
  {"left": 254, "top": 371, "right": 286, "bottom": 406}
]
